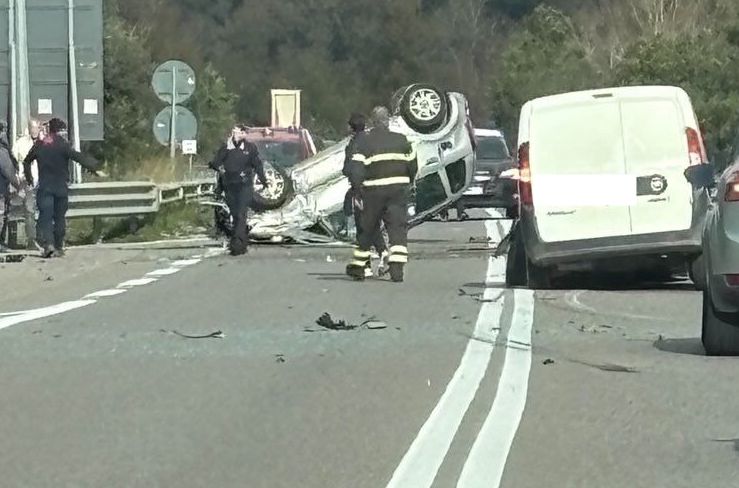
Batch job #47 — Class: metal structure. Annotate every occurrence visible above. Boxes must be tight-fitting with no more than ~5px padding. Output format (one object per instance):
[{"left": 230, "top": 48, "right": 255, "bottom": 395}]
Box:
[
  {"left": 1, "top": 0, "right": 104, "bottom": 183},
  {"left": 152, "top": 60, "right": 197, "bottom": 159}
]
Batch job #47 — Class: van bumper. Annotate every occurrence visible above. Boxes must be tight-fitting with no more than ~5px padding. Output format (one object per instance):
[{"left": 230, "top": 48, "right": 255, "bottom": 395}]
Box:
[{"left": 520, "top": 191, "right": 709, "bottom": 267}]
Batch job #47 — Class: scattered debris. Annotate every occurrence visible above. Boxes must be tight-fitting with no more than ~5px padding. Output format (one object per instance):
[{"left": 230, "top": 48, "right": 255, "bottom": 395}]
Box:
[
  {"left": 161, "top": 329, "right": 225, "bottom": 339},
  {"left": 275, "top": 354, "right": 286, "bottom": 363},
  {"left": 45, "top": 276, "right": 54, "bottom": 282},
  {"left": 0, "top": 254, "right": 26, "bottom": 263},
  {"left": 427, "top": 379, "right": 431, "bottom": 387},
  {"left": 451, "top": 314, "right": 460, "bottom": 320},
  {"left": 294, "top": 258, "right": 307, "bottom": 263},
  {"left": 569, "top": 358, "right": 639, "bottom": 373},
  {"left": 326, "top": 255, "right": 334, "bottom": 263},
  {"left": 543, "top": 358, "right": 555, "bottom": 365},
  {"left": 309, "top": 313, "right": 389, "bottom": 332},
  {"left": 32, "top": 330, "right": 42, "bottom": 335},
  {"left": 575, "top": 324, "right": 614, "bottom": 334},
  {"left": 52, "top": 334, "right": 62, "bottom": 338}
]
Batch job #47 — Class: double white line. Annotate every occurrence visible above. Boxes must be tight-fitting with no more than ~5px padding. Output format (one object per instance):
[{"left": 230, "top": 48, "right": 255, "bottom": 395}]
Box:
[{"left": 386, "top": 213, "right": 535, "bottom": 488}]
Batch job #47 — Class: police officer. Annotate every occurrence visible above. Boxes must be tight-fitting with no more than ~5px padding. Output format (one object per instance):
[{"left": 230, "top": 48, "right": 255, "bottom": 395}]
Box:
[
  {"left": 209, "top": 124, "right": 268, "bottom": 256},
  {"left": 342, "top": 112, "right": 388, "bottom": 277},
  {"left": 22, "top": 118, "right": 103, "bottom": 258},
  {"left": 345, "top": 106, "right": 417, "bottom": 282}
]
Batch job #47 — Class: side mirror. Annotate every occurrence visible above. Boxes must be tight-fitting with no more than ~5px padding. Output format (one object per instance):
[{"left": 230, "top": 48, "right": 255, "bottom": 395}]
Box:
[{"left": 684, "top": 163, "right": 715, "bottom": 189}]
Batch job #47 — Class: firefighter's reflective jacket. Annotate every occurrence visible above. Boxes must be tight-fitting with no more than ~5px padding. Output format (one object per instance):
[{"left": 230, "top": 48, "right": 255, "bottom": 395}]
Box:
[{"left": 349, "top": 126, "right": 418, "bottom": 188}]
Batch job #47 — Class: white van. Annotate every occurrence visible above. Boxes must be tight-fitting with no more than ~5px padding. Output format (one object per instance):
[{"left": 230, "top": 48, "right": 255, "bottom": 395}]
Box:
[{"left": 507, "top": 86, "right": 710, "bottom": 288}]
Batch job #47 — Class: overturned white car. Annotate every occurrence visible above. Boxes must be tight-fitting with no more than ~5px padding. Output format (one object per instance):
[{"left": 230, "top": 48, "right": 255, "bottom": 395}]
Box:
[{"left": 208, "top": 84, "right": 477, "bottom": 243}]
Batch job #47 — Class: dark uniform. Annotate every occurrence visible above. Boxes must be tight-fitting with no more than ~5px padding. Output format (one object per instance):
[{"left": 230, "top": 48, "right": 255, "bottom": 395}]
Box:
[
  {"left": 209, "top": 138, "right": 268, "bottom": 255},
  {"left": 23, "top": 129, "right": 101, "bottom": 257},
  {"left": 346, "top": 126, "right": 417, "bottom": 282},
  {"left": 342, "top": 131, "right": 387, "bottom": 257}
]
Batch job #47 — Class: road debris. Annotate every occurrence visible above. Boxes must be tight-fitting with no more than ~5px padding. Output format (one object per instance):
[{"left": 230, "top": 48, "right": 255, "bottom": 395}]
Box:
[
  {"left": 275, "top": 354, "right": 286, "bottom": 363},
  {"left": 543, "top": 358, "right": 555, "bottom": 365},
  {"left": 569, "top": 358, "right": 639, "bottom": 373},
  {"left": 308, "top": 313, "right": 389, "bottom": 332},
  {"left": 161, "top": 329, "right": 225, "bottom": 339},
  {"left": 0, "top": 254, "right": 26, "bottom": 263}
]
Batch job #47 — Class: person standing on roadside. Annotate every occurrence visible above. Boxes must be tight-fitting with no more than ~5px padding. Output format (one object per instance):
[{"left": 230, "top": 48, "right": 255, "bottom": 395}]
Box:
[
  {"left": 209, "top": 124, "right": 269, "bottom": 256},
  {"left": 343, "top": 112, "right": 388, "bottom": 277},
  {"left": 23, "top": 118, "right": 104, "bottom": 258},
  {"left": 0, "top": 122, "right": 22, "bottom": 251},
  {"left": 13, "top": 118, "right": 43, "bottom": 249}
]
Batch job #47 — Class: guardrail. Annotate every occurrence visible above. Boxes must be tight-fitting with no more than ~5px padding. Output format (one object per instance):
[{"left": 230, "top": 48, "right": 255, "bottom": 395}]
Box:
[{"left": 67, "top": 182, "right": 160, "bottom": 218}]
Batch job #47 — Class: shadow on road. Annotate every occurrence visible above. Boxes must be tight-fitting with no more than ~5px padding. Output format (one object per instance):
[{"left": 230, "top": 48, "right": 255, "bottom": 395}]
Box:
[
  {"left": 653, "top": 337, "right": 706, "bottom": 356},
  {"left": 555, "top": 272, "right": 697, "bottom": 292}
]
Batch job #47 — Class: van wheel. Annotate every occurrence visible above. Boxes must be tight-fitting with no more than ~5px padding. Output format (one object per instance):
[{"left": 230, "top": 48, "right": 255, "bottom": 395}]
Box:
[
  {"left": 702, "top": 289, "right": 739, "bottom": 356},
  {"left": 527, "top": 260, "right": 553, "bottom": 290},
  {"left": 505, "top": 227, "right": 527, "bottom": 287},
  {"left": 689, "top": 254, "right": 706, "bottom": 291}
]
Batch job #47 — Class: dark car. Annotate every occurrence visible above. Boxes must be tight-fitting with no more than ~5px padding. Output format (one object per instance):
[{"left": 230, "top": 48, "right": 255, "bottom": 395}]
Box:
[{"left": 458, "top": 128, "right": 517, "bottom": 218}]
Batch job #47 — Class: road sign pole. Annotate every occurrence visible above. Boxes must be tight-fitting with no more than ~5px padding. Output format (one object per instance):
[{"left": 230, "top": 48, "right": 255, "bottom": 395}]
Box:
[
  {"left": 169, "top": 68, "right": 177, "bottom": 159},
  {"left": 68, "top": 0, "right": 82, "bottom": 182}
]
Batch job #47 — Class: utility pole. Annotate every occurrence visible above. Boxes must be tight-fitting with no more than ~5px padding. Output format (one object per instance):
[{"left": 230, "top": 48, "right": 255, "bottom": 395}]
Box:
[{"left": 68, "top": 0, "right": 82, "bottom": 182}]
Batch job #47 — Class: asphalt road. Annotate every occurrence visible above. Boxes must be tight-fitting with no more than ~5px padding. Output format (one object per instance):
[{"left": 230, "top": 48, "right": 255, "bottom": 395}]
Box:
[{"left": 1, "top": 212, "right": 737, "bottom": 488}]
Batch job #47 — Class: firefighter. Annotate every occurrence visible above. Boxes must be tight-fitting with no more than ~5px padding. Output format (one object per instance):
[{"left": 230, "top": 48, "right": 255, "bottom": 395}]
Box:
[
  {"left": 342, "top": 112, "right": 388, "bottom": 277},
  {"left": 345, "top": 106, "right": 417, "bottom": 282},
  {"left": 209, "top": 124, "right": 268, "bottom": 256}
]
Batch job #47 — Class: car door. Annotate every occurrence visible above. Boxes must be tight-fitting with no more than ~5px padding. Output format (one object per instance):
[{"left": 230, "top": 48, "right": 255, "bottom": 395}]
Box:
[
  {"left": 620, "top": 96, "right": 694, "bottom": 235},
  {"left": 528, "top": 97, "right": 632, "bottom": 243}
]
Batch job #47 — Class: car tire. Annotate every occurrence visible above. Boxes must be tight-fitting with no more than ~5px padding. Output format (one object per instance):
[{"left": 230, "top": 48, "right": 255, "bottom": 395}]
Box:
[
  {"left": 702, "top": 289, "right": 739, "bottom": 356},
  {"left": 505, "top": 226, "right": 527, "bottom": 288},
  {"left": 394, "top": 83, "right": 448, "bottom": 134},
  {"left": 526, "top": 259, "right": 553, "bottom": 290},
  {"left": 689, "top": 254, "right": 706, "bottom": 291},
  {"left": 251, "top": 162, "right": 294, "bottom": 212},
  {"left": 505, "top": 206, "right": 518, "bottom": 220}
]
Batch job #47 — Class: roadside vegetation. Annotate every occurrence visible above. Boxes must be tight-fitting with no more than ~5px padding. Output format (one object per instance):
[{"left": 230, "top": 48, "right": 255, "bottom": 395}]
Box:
[{"left": 79, "top": 0, "right": 739, "bottom": 243}]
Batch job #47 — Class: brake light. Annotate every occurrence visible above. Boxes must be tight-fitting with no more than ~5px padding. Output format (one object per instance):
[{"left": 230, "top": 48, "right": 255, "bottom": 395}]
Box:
[
  {"left": 725, "top": 173, "right": 739, "bottom": 202},
  {"left": 725, "top": 274, "right": 739, "bottom": 287},
  {"left": 518, "top": 142, "right": 532, "bottom": 206},
  {"left": 686, "top": 127, "right": 707, "bottom": 166}
]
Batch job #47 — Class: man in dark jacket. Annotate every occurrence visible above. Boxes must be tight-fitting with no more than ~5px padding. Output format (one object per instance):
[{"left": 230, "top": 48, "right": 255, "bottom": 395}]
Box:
[
  {"left": 345, "top": 106, "right": 417, "bottom": 282},
  {"left": 342, "top": 113, "right": 387, "bottom": 277},
  {"left": 209, "top": 124, "right": 268, "bottom": 256},
  {"left": 0, "top": 123, "right": 22, "bottom": 251},
  {"left": 23, "top": 118, "right": 103, "bottom": 258}
]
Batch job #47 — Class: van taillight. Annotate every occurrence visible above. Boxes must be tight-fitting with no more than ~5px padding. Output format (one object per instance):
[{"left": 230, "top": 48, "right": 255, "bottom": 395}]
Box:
[
  {"left": 518, "top": 142, "right": 532, "bottom": 206},
  {"left": 725, "top": 173, "right": 739, "bottom": 202},
  {"left": 686, "top": 127, "right": 707, "bottom": 165}
]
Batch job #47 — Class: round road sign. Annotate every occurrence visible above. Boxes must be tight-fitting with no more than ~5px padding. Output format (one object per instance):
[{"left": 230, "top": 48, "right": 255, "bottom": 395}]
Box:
[
  {"left": 153, "top": 106, "right": 198, "bottom": 147},
  {"left": 151, "top": 60, "right": 196, "bottom": 104}
]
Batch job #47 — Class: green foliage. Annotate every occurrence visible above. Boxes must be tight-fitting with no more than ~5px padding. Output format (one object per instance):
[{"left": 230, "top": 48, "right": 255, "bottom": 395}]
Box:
[
  {"left": 189, "top": 65, "right": 238, "bottom": 158},
  {"left": 614, "top": 33, "right": 739, "bottom": 168},
  {"left": 490, "top": 5, "right": 603, "bottom": 138}
]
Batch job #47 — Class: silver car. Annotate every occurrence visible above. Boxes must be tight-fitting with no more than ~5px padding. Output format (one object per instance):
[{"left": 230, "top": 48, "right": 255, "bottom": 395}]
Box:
[{"left": 686, "top": 154, "right": 739, "bottom": 355}]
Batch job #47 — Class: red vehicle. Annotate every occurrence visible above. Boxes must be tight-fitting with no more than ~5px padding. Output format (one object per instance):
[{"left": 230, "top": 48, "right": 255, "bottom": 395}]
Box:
[{"left": 242, "top": 125, "right": 318, "bottom": 211}]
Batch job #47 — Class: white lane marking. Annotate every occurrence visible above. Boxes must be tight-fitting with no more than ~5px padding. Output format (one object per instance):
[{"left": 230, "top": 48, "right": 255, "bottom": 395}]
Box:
[
  {"left": 0, "top": 300, "right": 96, "bottom": 331},
  {"left": 457, "top": 289, "right": 535, "bottom": 488},
  {"left": 84, "top": 289, "right": 128, "bottom": 299},
  {"left": 0, "top": 310, "right": 33, "bottom": 317},
  {"left": 385, "top": 212, "right": 508, "bottom": 488},
  {"left": 117, "top": 278, "right": 158, "bottom": 288},
  {"left": 146, "top": 268, "right": 181, "bottom": 277},
  {"left": 172, "top": 258, "right": 202, "bottom": 267}
]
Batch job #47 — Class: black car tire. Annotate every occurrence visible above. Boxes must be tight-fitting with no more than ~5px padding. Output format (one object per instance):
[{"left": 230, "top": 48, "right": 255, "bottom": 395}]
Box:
[
  {"left": 689, "top": 254, "right": 706, "bottom": 291},
  {"left": 526, "top": 259, "right": 553, "bottom": 290},
  {"left": 251, "top": 162, "right": 294, "bottom": 212},
  {"left": 702, "top": 289, "right": 739, "bottom": 356},
  {"left": 505, "top": 225, "right": 527, "bottom": 288},
  {"left": 393, "top": 83, "right": 448, "bottom": 134}
]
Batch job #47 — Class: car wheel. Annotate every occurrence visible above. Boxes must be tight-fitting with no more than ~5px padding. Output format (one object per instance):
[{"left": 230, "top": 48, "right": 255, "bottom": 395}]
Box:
[
  {"left": 505, "top": 226, "right": 527, "bottom": 288},
  {"left": 251, "top": 162, "right": 294, "bottom": 212},
  {"left": 689, "top": 254, "right": 706, "bottom": 291},
  {"left": 701, "top": 289, "right": 739, "bottom": 356},
  {"left": 505, "top": 206, "right": 518, "bottom": 219},
  {"left": 394, "top": 83, "right": 448, "bottom": 134},
  {"left": 526, "top": 259, "right": 553, "bottom": 290}
]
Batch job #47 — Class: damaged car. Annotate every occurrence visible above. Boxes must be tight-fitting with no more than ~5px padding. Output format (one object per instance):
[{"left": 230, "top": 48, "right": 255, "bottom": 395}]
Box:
[{"left": 204, "top": 84, "right": 476, "bottom": 243}]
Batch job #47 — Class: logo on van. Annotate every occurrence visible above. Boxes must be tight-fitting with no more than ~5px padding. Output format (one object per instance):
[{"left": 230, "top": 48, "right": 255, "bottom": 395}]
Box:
[{"left": 650, "top": 175, "right": 666, "bottom": 194}]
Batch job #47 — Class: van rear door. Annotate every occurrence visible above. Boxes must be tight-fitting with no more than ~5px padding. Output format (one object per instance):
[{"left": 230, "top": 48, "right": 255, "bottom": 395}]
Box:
[
  {"left": 529, "top": 97, "right": 632, "bottom": 242},
  {"left": 620, "top": 93, "right": 694, "bottom": 235}
]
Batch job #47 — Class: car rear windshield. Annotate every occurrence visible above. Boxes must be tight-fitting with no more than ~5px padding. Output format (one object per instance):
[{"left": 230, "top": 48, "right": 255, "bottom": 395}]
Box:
[
  {"left": 253, "top": 140, "right": 302, "bottom": 168},
  {"left": 476, "top": 136, "right": 509, "bottom": 160}
]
